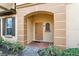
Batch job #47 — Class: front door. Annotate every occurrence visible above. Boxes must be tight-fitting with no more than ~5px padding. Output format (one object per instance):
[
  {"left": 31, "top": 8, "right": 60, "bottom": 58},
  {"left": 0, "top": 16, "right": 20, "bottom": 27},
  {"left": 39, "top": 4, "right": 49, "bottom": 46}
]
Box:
[{"left": 35, "top": 22, "right": 43, "bottom": 41}]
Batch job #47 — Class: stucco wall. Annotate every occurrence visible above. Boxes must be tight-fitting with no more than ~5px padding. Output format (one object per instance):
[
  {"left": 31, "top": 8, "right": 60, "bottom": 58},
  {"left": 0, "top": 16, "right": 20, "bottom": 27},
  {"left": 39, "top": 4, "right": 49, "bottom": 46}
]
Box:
[
  {"left": 27, "top": 17, "right": 33, "bottom": 44},
  {"left": 66, "top": 4, "right": 79, "bottom": 48}
]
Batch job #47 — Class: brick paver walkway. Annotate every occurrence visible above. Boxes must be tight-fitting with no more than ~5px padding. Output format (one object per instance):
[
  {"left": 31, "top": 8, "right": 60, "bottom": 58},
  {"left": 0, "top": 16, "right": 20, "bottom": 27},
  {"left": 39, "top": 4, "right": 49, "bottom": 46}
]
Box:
[{"left": 21, "top": 41, "right": 53, "bottom": 56}]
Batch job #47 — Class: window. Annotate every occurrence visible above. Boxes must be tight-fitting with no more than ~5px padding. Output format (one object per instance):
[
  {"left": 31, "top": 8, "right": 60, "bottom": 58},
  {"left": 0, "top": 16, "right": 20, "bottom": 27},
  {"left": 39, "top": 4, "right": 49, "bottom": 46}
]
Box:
[
  {"left": 3, "top": 17, "right": 15, "bottom": 36},
  {"left": 45, "top": 23, "right": 50, "bottom": 32},
  {"left": 6, "top": 18, "right": 12, "bottom": 35}
]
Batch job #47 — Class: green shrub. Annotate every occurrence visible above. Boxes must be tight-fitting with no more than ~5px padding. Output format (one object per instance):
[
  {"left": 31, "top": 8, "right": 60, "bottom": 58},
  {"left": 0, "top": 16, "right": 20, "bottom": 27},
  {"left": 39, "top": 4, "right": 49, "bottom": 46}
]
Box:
[
  {"left": 61, "top": 48, "right": 79, "bottom": 56},
  {"left": 3, "top": 42, "right": 24, "bottom": 55},
  {"left": 38, "top": 44, "right": 62, "bottom": 56},
  {"left": 38, "top": 45, "right": 79, "bottom": 56},
  {"left": 38, "top": 44, "right": 79, "bottom": 56},
  {"left": 2, "top": 41, "right": 13, "bottom": 50},
  {"left": 0, "top": 37, "right": 24, "bottom": 55},
  {"left": 0, "top": 37, "right": 4, "bottom": 45},
  {"left": 10, "top": 43, "right": 23, "bottom": 55}
]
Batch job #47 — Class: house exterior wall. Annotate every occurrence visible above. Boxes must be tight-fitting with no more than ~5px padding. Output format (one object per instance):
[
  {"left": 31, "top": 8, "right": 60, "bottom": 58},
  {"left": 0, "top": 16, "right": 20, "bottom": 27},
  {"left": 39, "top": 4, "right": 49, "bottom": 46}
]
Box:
[
  {"left": 1, "top": 3, "right": 79, "bottom": 48},
  {"left": 26, "top": 17, "right": 33, "bottom": 44},
  {"left": 17, "top": 3, "right": 66, "bottom": 48},
  {"left": 66, "top": 4, "right": 79, "bottom": 48}
]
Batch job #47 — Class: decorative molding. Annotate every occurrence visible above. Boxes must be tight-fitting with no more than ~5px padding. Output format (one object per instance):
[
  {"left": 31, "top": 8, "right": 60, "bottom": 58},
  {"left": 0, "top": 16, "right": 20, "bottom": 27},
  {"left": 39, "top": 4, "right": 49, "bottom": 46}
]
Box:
[
  {"left": 55, "top": 29, "right": 65, "bottom": 30},
  {"left": 54, "top": 37, "right": 65, "bottom": 38},
  {"left": 55, "top": 21, "right": 65, "bottom": 23},
  {"left": 16, "top": 3, "right": 45, "bottom": 9},
  {"left": 54, "top": 45, "right": 66, "bottom": 47}
]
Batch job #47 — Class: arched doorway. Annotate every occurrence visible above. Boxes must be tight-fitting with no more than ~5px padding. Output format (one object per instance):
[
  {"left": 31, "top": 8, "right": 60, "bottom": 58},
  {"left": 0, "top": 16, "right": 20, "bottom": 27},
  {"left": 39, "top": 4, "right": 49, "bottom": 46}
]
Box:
[{"left": 24, "top": 11, "right": 54, "bottom": 44}]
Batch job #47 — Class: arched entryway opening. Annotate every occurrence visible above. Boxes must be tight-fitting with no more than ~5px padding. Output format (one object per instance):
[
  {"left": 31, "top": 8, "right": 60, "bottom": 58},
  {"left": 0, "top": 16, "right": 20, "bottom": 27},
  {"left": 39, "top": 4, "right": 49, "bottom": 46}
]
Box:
[{"left": 24, "top": 11, "right": 54, "bottom": 44}]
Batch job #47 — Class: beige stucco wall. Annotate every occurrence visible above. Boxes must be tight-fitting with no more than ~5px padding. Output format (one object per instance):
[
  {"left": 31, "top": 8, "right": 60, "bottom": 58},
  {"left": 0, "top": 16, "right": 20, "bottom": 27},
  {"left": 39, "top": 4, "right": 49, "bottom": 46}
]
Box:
[
  {"left": 17, "top": 3, "right": 66, "bottom": 48},
  {"left": 26, "top": 17, "right": 33, "bottom": 44},
  {"left": 66, "top": 4, "right": 79, "bottom": 48}
]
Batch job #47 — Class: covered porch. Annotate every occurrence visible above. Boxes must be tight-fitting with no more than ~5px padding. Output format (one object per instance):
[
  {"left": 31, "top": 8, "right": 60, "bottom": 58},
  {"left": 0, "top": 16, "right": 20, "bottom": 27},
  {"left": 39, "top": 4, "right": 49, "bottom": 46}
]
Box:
[{"left": 24, "top": 11, "right": 54, "bottom": 44}]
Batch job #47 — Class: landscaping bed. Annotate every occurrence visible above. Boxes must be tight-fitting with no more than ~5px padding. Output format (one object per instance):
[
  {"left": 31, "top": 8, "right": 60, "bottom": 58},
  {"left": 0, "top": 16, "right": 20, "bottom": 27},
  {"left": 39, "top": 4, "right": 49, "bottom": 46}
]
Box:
[
  {"left": 1, "top": 37, "right": 79, "bottom": 56},
  {"left": 38, "top": 44, "right": 79, "bottom": 56},
  {"left": 0, "top": 37, "right": 24, "bottom": 56}
]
